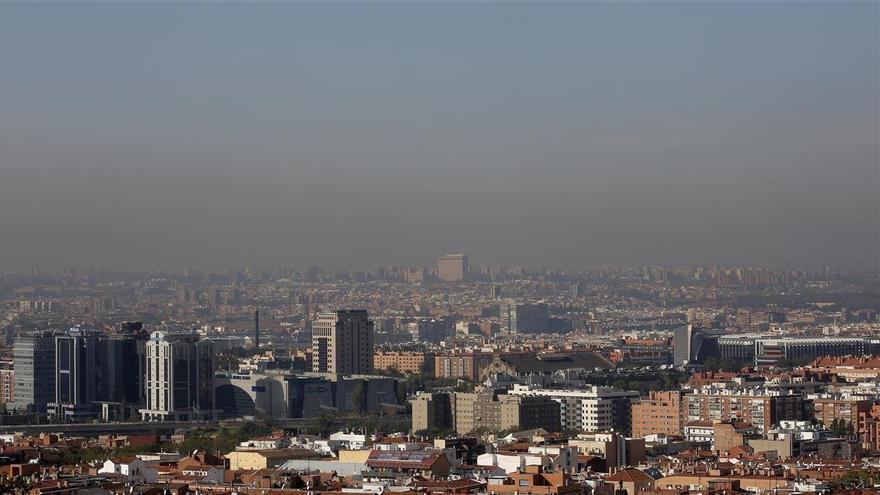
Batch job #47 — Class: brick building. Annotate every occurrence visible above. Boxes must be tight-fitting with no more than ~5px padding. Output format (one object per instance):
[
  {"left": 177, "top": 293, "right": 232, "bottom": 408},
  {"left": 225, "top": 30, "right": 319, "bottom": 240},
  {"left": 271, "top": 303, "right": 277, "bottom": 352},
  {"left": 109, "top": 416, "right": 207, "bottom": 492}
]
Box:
[
  {"left": 373, "top": 351, "right": 431, "bottom": 375},
  {"left": 631, "top": 391, "right": 684, "bottom": 437},
  {"left": 683, "top": 388, "right": 804, "bottom": 432}
]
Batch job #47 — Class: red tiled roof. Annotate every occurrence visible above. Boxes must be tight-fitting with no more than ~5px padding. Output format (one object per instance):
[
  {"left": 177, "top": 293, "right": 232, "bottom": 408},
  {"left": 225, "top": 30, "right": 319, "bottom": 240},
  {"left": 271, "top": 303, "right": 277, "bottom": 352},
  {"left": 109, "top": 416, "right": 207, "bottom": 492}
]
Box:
[{"left": 606, "top": 468, "right": 655, "bottom": 484}]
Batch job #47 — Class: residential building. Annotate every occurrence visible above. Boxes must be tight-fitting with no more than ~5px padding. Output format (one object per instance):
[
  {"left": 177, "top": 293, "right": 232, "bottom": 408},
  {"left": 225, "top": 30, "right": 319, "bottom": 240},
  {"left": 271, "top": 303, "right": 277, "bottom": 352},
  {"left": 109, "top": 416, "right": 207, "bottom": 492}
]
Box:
[
  {"left": 683, "top": 387, "right": 804, "bottom": 432},
  {"left": 631, "top": 391, "right": 685, "bottom": 437},
  {"left": 508, "top": 384, "right": 639, "bottom": 435},
  {"left": 434, "top": 353, "right": 492, "bottom": 381},
  {"left": 604, "top": 468, "right": 656, "bottom": 495},
  {"left": 225, "top": 449, "right": 320, "bottom": 471},
  {"left": 486, "top": 465, "right": 581, "bottom": 495},
  {"left": 451, "top": 390, "right": 560, "bottom": 435},
  {"left": 0, "top": 360, "right": 13, "bottom": 404},
  {"left": 411, "top": 392, "right": 452, "bottom": 433},
  {"left": 366, "top": 450, "right": 450, "bottom": 478},
  {"left": 811, "top": 396, "right": 871, "bottom": 433},
  {"left": 374, "top": 351, "right": 430, "bottom": 374},
  {"left": 569, "top": 432, "right": 643, "bottom": 470},
  {"left": 98, "top": 457, "right": 158, "bottom": 484}
]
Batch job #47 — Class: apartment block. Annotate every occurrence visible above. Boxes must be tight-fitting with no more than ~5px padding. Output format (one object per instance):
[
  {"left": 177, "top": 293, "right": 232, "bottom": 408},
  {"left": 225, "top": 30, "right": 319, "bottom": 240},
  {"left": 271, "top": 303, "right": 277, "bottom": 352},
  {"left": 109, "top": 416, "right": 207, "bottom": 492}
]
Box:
[
  {"left": 508, "top": 384, "right": 638, "bottom": 435},
  {"left": 631, "top": 390, "right": 685, "bottom": 437},
  {"left": 684, "top": 388, "right": 805, "bottom": 432},
  {"left": 434, "top": 353, "right": 492, "bottom": 381},
  {"left": 374, "top": 351, "right": 430, "bottom": 375},
  {"left": 410, "top": 391, "right": 452, "bottom": 433},
  {"left": 451, "top": 391, "right": 560, "bottom": 435}
]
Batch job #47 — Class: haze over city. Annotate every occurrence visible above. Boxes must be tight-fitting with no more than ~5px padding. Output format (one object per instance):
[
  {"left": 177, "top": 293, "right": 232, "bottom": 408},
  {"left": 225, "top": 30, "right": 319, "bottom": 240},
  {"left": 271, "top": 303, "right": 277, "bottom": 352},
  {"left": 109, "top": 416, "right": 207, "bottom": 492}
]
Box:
[
  {"left": 2, "top": 3, "right": 877, "bottom": 272},
  {"left": 6, "top": 4, "right": 880, "bottom": 495}
]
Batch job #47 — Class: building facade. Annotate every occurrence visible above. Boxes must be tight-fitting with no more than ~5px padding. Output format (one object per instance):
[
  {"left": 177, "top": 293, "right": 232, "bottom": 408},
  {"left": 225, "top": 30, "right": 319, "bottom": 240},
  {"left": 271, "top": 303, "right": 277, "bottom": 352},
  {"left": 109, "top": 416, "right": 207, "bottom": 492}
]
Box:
[
  {"left": 410, "top": 391, "right": 452, "bottom": 433},
  {"left": 373, "top": 351, "right": 430, "bottom": 375},
  {"left": 508, "top": 384, "right": 639, "bottom": 435},
  {"left": 683, "top": 387, "right": 805, "bottom": 432},
  {"left": 311, "top": 310, "right": 374, "bottom": 374},
  {"left": 451, "top": 391, "right": 560, "bottom": 435},
  {"left": 139, "top": 331, "right": 214, "bottom": 421},
  {"left": 434, "top": 353, "right": 492, "bottom": 381},
  {"left": 0, "top": 360, "right": 14, "bottom": 405},
  {"left": 498, "top": 301, "right": 550, "bottom": 334},
  {"left": 631, "top": 390, "right": 685, "bottom": 437},
  {"left": 437, "top": 254, "right": 468, "bottom": 282},
  {"left": 11, "top": 332, "right": 56, "bottom": 414}
]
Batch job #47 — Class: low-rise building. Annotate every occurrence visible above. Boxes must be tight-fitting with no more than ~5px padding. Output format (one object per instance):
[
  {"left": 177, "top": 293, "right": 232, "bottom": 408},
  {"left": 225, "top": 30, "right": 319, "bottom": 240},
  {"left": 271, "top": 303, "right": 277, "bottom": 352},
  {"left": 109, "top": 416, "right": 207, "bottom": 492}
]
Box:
[
  {"left": 225, "top": 449, "right": 320, "bottom": 471},
  {"left": 374, "top": 351, "right": 431, "bottom": 375}
]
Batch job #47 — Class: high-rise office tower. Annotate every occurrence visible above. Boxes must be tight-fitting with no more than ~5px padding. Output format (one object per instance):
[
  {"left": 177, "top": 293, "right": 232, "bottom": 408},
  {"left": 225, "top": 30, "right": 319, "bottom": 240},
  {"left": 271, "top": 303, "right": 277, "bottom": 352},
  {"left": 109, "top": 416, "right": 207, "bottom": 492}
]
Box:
[
  {"left": 312, "top": 310, "right": 374, "bottom": 374},
  {"left": 51, "top": 332, "right": 98, "bottom": 420},
  {"left": 498, "top": 301, "right": 550, "bottom": 334},
  {"left": 437, "top": 254, "right": 468, "bottom": 282},
  {"left": 11, "top": 332, "right": 56, "bottom": 414},
  {"left": 139, "top": 331, "right": 215, "bottom": 421},
  {"left": 97, "top": 335, "right": 144, "bottom": 405},
  {"left": 49, "top": 331, "right": 145, "bottom": 421}
]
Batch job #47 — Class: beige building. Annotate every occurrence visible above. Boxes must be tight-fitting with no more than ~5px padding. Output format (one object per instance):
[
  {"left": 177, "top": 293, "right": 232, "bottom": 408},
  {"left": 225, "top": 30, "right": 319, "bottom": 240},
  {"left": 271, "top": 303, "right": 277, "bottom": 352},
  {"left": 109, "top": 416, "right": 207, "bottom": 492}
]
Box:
[
  {"left": 338, "top": 450, "right": 372, "bottom": 463},
  {"left": 452, "top": 391, "right": 559, "bottom": 435},
  {"left": 374, "top": 351, "right": 430, "bottom": 374},
  {"left": 434, "top": 353, "right": 492, "bottom": 381},
  {"left": 437, "top": 254, "right": 468, "bottom": 282},
  {"left": 312, "top": 310, "right": 374, "bottom": 374},
  {"left": 631, "top": 390, "right": 684, "bottom": 437},
  {"left": 411, "top": 391, "right": 452, "bottom": 433},
  {"left": 225, "top": 449, "right": 319, "bottom": 470}
]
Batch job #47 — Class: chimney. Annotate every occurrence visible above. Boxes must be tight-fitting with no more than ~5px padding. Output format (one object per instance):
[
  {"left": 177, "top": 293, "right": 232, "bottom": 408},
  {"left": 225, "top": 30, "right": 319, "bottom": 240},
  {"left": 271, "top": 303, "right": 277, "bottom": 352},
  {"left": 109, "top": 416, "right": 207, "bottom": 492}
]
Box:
[{"left": 254, "top": 309, "right": 260, "bottom": 349}]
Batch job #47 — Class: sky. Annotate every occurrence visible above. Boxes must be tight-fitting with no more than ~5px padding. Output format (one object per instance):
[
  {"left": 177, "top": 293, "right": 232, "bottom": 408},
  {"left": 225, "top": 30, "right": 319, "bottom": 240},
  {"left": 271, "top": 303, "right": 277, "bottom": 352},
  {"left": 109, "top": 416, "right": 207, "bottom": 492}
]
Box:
[{"left": 0, "top": 3, "right": 877, "bottom": 272}]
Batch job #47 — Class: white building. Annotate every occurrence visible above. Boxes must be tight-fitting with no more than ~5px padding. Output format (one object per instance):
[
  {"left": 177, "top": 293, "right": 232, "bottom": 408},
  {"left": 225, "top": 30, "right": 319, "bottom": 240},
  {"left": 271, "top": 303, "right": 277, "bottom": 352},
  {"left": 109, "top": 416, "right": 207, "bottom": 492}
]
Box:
[
  {"left": 328, "top": 432, "right": 369, "bottom": 450},
  {"left": 477, "top": 452, "right": 548, "bottom": 473},
  {"left": 508, "top": 384, "right": 639, "bottom": 434},
  {"left": 139, "top": 331, "right": 215, "bottom": 421},
  {"left": 98, "top": 457, "right": 158, "bottom": 483},
  {"left": 684, "top": 422, "right": 714, "bottom": 444}
]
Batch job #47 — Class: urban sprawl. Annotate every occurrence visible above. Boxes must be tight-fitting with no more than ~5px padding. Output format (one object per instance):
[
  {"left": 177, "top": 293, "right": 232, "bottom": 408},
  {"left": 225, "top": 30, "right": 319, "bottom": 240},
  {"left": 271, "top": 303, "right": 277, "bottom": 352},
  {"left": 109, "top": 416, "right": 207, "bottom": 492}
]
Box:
[{"left": 0, "top": 256, "right": 878, "bottom": 495}]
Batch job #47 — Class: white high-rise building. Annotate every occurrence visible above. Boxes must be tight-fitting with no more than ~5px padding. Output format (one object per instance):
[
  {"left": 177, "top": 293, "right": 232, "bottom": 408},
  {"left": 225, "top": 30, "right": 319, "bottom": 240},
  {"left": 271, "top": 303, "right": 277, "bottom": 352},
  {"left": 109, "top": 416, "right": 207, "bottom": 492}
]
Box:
[
  {"left": 312, "top": 310, "right": 374, "bottom": 375},
  {"left": 139, "top": 331, "right": 214, "bottom": 421},
  {"left": 508, "top": 384, "right": 639, "bottom": 435}
]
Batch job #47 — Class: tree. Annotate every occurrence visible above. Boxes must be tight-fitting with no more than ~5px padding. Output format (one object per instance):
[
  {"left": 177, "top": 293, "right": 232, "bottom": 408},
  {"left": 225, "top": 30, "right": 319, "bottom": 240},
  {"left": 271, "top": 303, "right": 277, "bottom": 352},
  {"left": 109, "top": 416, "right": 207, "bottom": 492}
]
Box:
[{"left": 351, "top": 382, "right": 366, "bottom": 413}]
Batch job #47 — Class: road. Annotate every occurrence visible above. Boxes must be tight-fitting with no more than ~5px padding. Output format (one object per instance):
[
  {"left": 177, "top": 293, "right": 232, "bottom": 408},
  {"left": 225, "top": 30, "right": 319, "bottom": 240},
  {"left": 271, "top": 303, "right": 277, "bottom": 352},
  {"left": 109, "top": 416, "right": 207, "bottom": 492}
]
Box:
[{"left": 0, "top": 416, "right": 411, "bottom": 436}]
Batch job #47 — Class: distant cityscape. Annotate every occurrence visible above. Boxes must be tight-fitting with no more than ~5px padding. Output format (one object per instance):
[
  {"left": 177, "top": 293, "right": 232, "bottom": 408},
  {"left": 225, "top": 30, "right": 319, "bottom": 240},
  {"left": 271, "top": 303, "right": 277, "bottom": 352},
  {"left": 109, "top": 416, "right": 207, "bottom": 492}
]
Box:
[{"left": 0, "top": 256, "right": 878, "bottom": 493}]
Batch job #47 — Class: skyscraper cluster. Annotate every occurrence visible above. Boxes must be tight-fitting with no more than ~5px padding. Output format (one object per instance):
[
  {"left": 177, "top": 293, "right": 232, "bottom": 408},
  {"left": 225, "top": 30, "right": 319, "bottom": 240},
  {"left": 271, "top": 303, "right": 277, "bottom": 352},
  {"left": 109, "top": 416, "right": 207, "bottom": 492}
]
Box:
[{"left": 11, "top": 327, "right": 215, "bottom": 422}]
